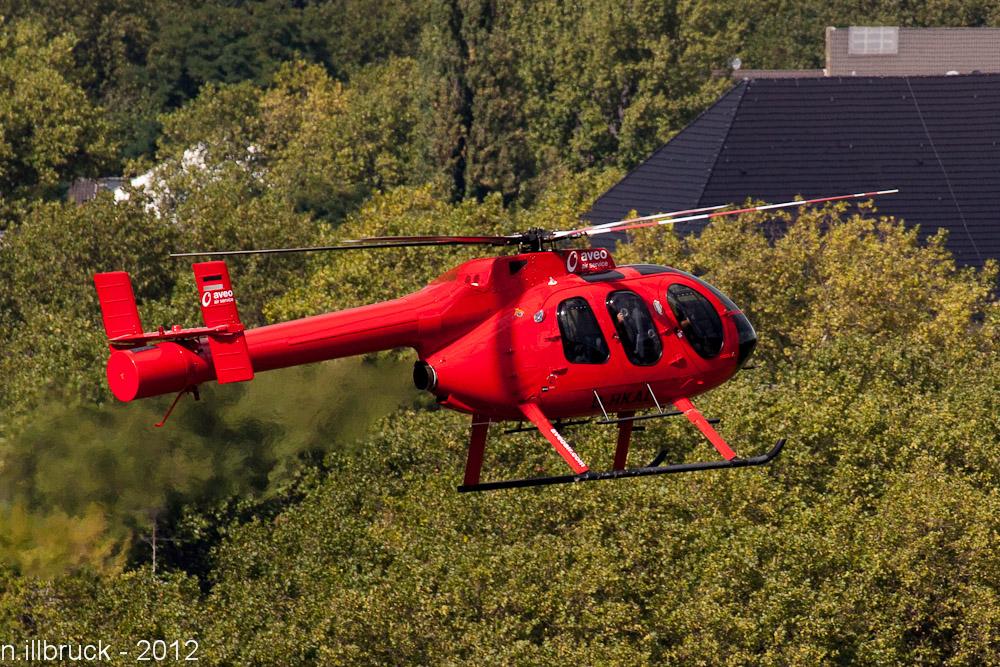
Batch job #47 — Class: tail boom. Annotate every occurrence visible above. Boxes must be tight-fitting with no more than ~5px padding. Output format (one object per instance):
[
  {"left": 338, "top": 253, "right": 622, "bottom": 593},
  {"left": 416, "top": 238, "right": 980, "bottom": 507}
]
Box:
[{"left": 95, "top": 263, "right": 439, "bottom": 402}]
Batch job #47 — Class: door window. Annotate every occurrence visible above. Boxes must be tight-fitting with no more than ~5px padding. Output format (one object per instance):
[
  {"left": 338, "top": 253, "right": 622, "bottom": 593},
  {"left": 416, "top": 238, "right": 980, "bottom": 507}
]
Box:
[
  {"left": 605, "top": 291, "right": 663, "bottom": 366},
  {"left": 557, "top": 297, "right": 610, "bottom": 364}
]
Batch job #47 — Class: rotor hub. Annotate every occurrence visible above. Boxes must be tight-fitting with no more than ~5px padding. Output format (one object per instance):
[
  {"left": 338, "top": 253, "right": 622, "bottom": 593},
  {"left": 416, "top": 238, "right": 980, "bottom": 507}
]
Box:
[{"left": 519, "top": 228, "right": 552, "bottom": 253}]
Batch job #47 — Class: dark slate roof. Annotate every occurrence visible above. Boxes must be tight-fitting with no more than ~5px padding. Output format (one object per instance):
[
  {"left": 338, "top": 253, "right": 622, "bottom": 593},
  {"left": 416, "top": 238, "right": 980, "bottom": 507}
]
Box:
[
  {"left": 66, "top": 177, "right": 128, "bottom": 205},
  {"left": 584, "top": 74, "right": 1000, "bottom": 268}
]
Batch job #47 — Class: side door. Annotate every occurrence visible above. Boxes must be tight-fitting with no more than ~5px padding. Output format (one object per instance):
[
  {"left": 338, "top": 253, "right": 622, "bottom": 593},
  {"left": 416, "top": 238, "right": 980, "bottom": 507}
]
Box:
[{"left": 531, "top": 288, "right": 627, "bottom": 417}]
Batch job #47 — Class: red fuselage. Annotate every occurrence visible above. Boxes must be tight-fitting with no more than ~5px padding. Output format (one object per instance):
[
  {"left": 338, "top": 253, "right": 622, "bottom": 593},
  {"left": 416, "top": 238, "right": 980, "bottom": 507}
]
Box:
[{"left": 105, "top": 250, "right": 756, "bottom": 422}]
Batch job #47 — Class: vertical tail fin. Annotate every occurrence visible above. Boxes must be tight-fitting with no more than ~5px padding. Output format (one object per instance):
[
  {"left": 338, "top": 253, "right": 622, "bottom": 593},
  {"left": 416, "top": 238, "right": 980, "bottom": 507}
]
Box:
[
  {"left": 94, "top": 272, "right": 143, "bottom": 346},
  {"left": 193, "top": 261, "right": 254, "bottom": 384}
]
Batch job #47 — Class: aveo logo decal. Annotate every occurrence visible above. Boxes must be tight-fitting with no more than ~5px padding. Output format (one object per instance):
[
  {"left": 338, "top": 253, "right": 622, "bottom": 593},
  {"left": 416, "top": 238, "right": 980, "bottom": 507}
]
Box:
[
  {"left": 564, "top": 248, "right": 613, "bottom": 274},
  {"left": 565, "top": 250, "right": 580, "bottom": 273},
  {"left": 201, "top": 287, "right": 234, "bottom": 307}
]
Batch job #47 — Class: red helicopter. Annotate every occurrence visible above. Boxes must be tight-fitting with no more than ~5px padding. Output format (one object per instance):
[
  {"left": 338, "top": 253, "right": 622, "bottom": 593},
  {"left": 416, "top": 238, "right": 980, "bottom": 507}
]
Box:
[{"left": 94, "top": 190, "right": 896, "bottom": 491}]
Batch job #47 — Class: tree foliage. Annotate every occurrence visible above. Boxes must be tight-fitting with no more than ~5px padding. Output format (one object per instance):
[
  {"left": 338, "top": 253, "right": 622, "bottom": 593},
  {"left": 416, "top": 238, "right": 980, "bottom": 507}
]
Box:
[
  {"left": 3, "top": 1, "right": 1000, "bottom": 663},
  {"left": 0, "top": 196, "right": 177, "bottom": 425},
  {"left": 0, "top": 17, "right": 115, "bottom": 222},
  {"left": 264, "top": 168, "right": 620, "bottom": 321},
  {"left": 2, "top": 203, "right": 999, "bottom": 664},
  {"left": 0, "top": 0, "right": 431, "bottom": 162},
  {"left": 0, "top": 357, "right": 415, "bottom": 578},
  {"left": 417, "top": 0, "right": 739, "bottom": 201}
]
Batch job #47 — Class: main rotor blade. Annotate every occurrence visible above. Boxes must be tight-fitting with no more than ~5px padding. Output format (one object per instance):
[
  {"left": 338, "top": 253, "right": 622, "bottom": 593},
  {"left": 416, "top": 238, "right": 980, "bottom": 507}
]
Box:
[
  {"left": 340, "top": 234, "right": 521, "bottom": 246},
  {"left": 169, "top": 190, "right": 899, "bottom": 258},
  {"left": 171, "top": 245, "right": 360, "bottom": 257},
  {"left": 574, "top": 189, "right": 900, "bottom": 238},
  {"left": 550, "top": 203, "right": 730, "bottom": 240},
  {"left": 170, "top": 234, "right": 523, "bottom": 258}
]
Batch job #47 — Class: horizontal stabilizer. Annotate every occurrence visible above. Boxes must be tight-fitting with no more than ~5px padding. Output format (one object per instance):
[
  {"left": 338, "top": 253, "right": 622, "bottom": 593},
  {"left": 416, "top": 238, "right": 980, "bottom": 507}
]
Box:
[
  {"left": 94, "top": 272, "right": 143, "bottom": 343},
  {"left": 193, "top": 261, "right": 254, "bottom": 384}
]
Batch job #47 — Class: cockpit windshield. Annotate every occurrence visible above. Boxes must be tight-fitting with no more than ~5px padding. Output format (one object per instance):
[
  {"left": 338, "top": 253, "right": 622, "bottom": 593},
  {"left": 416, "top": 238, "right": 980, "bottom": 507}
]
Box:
[{"left": 666, "top": 283, "right": 724, "bottom": 359}]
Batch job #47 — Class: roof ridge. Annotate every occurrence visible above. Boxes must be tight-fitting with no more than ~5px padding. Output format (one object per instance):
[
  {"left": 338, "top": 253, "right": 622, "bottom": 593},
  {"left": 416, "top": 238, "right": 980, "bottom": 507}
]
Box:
[
  {"left": 583, "top": 80, "right": 749, "bottom": 222},
  {"left": 695, "top": 80, "right": 747, "bottom": 207}
]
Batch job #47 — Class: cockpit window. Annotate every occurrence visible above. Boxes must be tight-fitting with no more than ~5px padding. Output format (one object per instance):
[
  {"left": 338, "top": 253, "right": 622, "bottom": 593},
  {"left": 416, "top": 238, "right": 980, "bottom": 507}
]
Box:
[
  {"left": 668, "top": 268, "right": 739, "bottom": 312},
  {"left": 606, "top": 291, "right": 662, "bottom": 366},
  {"left": 666, "top": 283, "right": 724, "bottom": 359},
  {"left": 557, "top": 297, "right": 610, "bottom": 364}
]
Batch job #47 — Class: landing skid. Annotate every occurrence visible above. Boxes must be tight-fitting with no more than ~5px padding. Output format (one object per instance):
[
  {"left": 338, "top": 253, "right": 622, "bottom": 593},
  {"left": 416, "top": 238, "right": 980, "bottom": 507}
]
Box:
[
  {"left": 458, "top": 439, "right": 785, "bottom": 492},
  {"left": 459, "top": 394, "right": 785, "bottom": 493}
]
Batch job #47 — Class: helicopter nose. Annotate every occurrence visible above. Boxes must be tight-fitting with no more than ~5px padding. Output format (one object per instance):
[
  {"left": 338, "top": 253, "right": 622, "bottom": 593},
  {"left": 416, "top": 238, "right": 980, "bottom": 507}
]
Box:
[{"left": 732, "top": 311, "right": 757, "bottom": 369}]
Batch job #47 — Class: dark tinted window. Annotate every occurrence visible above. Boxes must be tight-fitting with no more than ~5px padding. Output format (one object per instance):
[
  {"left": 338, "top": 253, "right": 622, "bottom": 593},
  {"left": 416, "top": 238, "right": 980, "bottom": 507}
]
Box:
[
  {"left": 606, "top": 291, "right": 662, "bottom": 366},
  {"left": 580, "top": 270, "right": 625, "bottom": 283},
  {"left": 625, "top": 264, "right": 675, "bottom": 276},
  {"left": 668, "top": 268, "right": 740, "bottom": 312},
  {"left": 666, "top": 283, "right": 724, "bottom": 359},
  {"left": 557, "top": 297, "right": 610, "bottom": 364},
  {"left": 733, "top": 311, "right": 757, "bottom": 368}
]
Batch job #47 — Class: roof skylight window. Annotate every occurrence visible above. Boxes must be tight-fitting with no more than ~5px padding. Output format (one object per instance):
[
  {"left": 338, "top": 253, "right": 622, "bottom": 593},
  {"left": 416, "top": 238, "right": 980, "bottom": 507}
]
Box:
[{"left": 848, "top": 27, "right": 899, "bottom": 55}]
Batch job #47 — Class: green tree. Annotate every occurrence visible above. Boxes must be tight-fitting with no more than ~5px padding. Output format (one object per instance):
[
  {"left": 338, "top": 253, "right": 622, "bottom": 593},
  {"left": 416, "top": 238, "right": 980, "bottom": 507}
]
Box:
[
  {"left": 151, "top": 58, "right": 432, "bottom": 226},
  {"left": 2, "top": 0, "right": 159, "bottom": 161},
  {"left": 418, "top": 0, "right": 742, "bottom": 203},
  {"left": 261, "top": 59, "right": 432, "bottom": 220},
  {"left": 128, "top": 0, "right": 432, "bottom": 162},
  {"left": 264, "top": 168, "right": 618, "bottom": 322},
  {"left": 0, "top": 195, "right": 176, "bottom": 425},
  {"left": 0, "top": 17, "right": 115, "bottom": 221},
  {"left": 0, "top": 356, "right": 414, "bottom": 578}
]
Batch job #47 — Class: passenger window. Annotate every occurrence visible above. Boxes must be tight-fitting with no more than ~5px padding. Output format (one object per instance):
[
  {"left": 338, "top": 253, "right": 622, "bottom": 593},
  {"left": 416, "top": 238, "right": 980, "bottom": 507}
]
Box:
[
  {"left": 557, "top": 297, "right": 610, "bottom": 364},
  {"left": 666, "top": 283, "right": 724, "bottom": 359},
  {"left": 606, "top": 291, "right": 663, "bottom": 366}
]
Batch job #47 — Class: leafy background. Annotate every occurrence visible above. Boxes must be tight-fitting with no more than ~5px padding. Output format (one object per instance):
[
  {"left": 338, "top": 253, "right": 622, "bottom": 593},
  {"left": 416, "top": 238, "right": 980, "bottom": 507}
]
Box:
[{"left": 0, "top": 1, "right": 999, "bottom": 664}]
